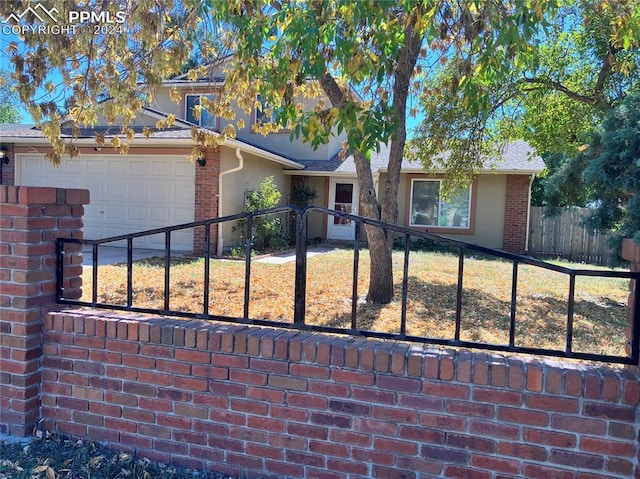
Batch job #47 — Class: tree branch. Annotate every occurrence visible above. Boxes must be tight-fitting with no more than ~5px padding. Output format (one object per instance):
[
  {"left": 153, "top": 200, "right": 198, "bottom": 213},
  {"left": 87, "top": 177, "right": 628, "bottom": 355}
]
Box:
[
  {"left": 594, "top": 44, "right": 621, "bottom": 98},
  {"left": 521, "top": 76, "right": 600, "bottom": 105}
]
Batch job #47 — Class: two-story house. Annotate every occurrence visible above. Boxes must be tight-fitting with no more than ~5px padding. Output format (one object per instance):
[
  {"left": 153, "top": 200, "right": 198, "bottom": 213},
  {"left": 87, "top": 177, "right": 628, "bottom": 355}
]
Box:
[{"left": 0, "top": 70, "right": 544, "bottom": 255}]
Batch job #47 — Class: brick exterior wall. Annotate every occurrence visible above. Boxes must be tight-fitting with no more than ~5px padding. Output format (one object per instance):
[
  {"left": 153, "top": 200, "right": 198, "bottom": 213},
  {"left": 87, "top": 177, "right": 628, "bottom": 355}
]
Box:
[
  {"left": 37, "top": 310, "right": 640, "bottom": 478},
  {"left": 622, "top": 239, "right": 640, "bottom": 366},
  {"left": 0, "top": 186, "right": 88, "bottom": 436},
  {"left": 3, "top": 186, "right": 640, "bottom": 477},
  {"left": 193, "top": 148, "right": 220, "bottom": 255},
  {"left": 0, "top": 144, "right": 15, "bottom": 186},
  {"left": 503, "top": 174, "right": 532, "bottom": 254}
]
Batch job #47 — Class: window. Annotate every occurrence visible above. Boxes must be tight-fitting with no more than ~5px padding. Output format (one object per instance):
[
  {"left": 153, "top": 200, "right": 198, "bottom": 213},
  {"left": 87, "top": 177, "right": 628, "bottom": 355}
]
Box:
[
  {"left": 409, "top": 179, "right": 471, "bottom": 229},
  {"left": 253, "top": 96, "right": 290, "bottom": 132},
  {"left": 185, "top": 94, "right": 218, "bottom": 129},
  {"left": 254, "top": 98, "right": 275, "bottom": 125}
]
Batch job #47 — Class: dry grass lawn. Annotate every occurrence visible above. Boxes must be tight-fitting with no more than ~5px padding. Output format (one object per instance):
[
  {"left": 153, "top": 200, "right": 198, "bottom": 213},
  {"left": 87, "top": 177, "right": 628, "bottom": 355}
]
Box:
[{"left": 81, "top": 248, "right": 630, "bottom": 360}]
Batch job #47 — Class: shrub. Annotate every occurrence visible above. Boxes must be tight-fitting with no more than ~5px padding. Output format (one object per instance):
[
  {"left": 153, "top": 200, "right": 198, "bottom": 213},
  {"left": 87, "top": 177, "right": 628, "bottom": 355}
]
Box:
[{"left": 235, "top": 176, "right": 286, "bottom": 252}]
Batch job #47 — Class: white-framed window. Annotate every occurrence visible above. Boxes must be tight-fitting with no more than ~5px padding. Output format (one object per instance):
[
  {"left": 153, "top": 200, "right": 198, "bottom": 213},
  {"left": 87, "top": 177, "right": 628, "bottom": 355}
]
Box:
[
  {"left": 185, "top": 94, "right": 218, "bottom": 129},
  {"left": 409, "top": 179, "right": 472, "bottom": 228}
]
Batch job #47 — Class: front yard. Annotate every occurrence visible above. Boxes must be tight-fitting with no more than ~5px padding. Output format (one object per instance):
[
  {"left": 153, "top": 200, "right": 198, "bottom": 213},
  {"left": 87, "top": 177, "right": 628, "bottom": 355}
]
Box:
[{"left": 81, "top": 248, "right": 630, "bottom": 360}]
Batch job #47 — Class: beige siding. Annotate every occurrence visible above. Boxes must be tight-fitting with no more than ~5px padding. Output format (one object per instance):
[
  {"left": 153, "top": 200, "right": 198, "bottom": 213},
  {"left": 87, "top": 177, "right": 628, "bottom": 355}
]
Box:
[
  {"left": 150, "top": 86, "right": 345, "bottom": 162},
  {"left": 218, "top": 147, "right": 290, "bottom": 251},
  {"left": 150, "top": 89, "right": 182, "bottom": 117},
  {"left": 469, "top": 175, "right": 506, "bottom": 248},
  {"left": 306, "top": 177, "right": 328, "bottom": 241},
  {"left": 395, "top": 173, "right": 507, "bottom": 249}
]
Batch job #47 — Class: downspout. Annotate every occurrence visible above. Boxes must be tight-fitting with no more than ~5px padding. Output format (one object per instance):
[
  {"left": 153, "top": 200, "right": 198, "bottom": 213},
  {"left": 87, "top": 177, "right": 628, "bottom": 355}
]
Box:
[
  {"left": 217, "top": 147, "right": 244, "bottom": 255},
  {"left": 525, "top": 173, "right": 535, "bottom": 252}
]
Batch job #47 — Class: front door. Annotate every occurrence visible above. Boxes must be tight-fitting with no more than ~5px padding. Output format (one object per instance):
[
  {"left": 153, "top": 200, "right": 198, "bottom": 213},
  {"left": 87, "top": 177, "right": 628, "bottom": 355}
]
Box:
[{"left": 328, "top": 178, "right": 359, "bottom": 240}]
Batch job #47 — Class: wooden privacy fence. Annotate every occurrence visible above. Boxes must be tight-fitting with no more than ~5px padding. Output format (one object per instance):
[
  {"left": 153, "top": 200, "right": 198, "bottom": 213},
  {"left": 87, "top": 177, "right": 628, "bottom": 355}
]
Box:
[{"left": 528, "top": 207, "right": 617, "bottom": 266}]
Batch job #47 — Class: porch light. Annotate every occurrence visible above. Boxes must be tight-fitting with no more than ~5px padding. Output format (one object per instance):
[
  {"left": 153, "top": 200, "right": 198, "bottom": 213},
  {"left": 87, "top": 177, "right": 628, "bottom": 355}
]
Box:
[
  {"left": 196, "top": 156, "right": 207, "bottom": 167},
  {"left": 0, "top": 146, "right": 8, "bottom": 185}
]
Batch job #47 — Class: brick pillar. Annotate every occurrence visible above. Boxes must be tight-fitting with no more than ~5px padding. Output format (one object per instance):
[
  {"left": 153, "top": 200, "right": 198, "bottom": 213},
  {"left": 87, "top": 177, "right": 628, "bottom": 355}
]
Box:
[
  {"left": 502, "top": 174, "right": 531, "bottom": 253},
  {"left": 0, "top": 185, "right": 89, "bottom": 436},
  {"left": 622, "top": 239, "right": 640, "bottom": 367},
  {"left": 193, "top": 148, "right": 220, "bottom": 255}
]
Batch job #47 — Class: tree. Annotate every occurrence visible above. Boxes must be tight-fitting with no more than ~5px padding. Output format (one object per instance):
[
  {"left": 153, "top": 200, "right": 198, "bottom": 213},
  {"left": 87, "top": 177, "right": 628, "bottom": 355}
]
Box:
[
  {"left": 2, "top": 0, "right": 558, "bottom": 304},
  {"left": 208, "top": 0, "right": 558, "bottom": 303},
  {"left": 412, "top": 1, "right": 639, "bottom": 238},
  {"left": 576, "top": 94, "right": 640, "bottom": 244},
  {"left": 0, "top": 77, "right": 21, "bottom": 123},
  {"left": 0, "top": 1, "right": 207, "bottom": 161}
]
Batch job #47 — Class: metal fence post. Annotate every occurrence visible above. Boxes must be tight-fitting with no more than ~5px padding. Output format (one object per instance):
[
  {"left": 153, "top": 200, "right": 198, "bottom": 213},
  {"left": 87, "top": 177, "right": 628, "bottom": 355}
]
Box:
[{"left": 293, "top": 209, "right": 307, "bottom": 325}]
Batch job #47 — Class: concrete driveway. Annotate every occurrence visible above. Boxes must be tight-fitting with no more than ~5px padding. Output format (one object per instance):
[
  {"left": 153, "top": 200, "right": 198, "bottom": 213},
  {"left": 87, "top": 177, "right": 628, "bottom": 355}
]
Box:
[{"left": 81, "top": 245, "right": 169, "bottom": 266}]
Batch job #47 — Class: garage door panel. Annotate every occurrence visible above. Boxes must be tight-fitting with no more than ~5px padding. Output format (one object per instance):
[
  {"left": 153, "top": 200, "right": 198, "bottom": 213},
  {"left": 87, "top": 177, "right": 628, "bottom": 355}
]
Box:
[
  {"left": 105, "top": 204, "right": 125, "bottom": 220},
  {"left": 107, "top": 161, "right": 125, "bottom": 174},
  {"left": 20, "top": 154, "right": 195, "bottom": 250},
  {"left": 106, "top": 183, "right": 125, "bottom": 200},
  {"left": 64, "top": 161, "right": 84, "bottom": 174},
  {"left": 173, "top": 207, "right": 193, "bottom": 223},
  {"left": 127, "top": 184, "right": 148, "bottom": 200},
  {"left": 84, "top": 204, "right": 104, "bottom": 222},
  {"left": 175, "top": 162, "right": 193, "bottom": 176},
  {"left": 172, "top": 231, "right": 192, "bottom": 247},
  {"left": 152, "top": 161, "right": 171, "bottom": 176},
  {"left": 127, "top": 206, "right": 146, "bottom": 221},
  {"left": 174, "top": 187, "right": 193, "bottom": 203},
  {"left": 150, "top": 183, "right": 171, "bottom": 200},
  {"left": 86, "top": 161, "right": 105, "bottom": 175},
  {"left": 150, "top": 207, "right": 170, "bottom": 222},
  {"left": 129, "top": 161, "right": 148, "bottom": 175},
  {"left": 83, "top": 225, "right": 102, "bottom": 239}
]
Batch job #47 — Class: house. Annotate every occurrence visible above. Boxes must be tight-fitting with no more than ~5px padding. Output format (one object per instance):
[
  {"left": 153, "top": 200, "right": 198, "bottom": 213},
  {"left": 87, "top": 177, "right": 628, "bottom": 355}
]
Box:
[{"left": 0, "top": 73, "right": 544, "bottom": 255}]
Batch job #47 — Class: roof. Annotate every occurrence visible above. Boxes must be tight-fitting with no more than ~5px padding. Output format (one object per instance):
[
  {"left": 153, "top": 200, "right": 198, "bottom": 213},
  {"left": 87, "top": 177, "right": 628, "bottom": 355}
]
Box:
[
  {"left": 291, "top": 140, "right": 545, "bottom": 175},
  {"left": 0, "top": 118, "right": 543, "bottom": 176},
  {"left": 0, "top": 120, "right": 305, "bottom": 170}
]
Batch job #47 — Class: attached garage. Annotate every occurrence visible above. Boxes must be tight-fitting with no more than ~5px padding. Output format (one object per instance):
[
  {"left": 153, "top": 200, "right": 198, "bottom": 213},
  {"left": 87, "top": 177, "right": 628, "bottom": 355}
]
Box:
[{"left": 17, "top": 154, "right": 196, "bottom": 250}]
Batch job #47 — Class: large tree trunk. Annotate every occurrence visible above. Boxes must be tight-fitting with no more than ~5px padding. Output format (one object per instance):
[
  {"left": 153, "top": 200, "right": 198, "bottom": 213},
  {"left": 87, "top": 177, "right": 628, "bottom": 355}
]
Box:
[
  {"left": 352, "top": 150, "right": 395, "bottom": 304},
  {"left": 318, "top": 13, "right": 422, "bottom": 304},
  {"left": 362, "top": 13, "right": 424, "bottom": 304}
]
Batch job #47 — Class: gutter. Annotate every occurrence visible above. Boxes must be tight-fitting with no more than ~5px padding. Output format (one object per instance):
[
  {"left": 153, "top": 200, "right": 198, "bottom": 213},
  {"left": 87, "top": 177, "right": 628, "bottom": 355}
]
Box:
[
  {"left": 525, "top": 173, "right": 535, "bottom": 252},
  {"left": 217, "top": 147, "right": 245, "bottom": 255}
]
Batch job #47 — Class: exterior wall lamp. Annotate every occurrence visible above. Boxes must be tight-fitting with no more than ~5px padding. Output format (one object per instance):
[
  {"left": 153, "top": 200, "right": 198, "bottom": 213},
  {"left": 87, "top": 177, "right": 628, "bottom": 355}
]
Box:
[
  {"left": 196, "top": 156, "right": 207, "bottom": 167},
  {"left": 0, "top": 146, "right": 8, "bottom": 164},
  {"left": 0, "top": 146, "right": 9, "bottom": 185}
]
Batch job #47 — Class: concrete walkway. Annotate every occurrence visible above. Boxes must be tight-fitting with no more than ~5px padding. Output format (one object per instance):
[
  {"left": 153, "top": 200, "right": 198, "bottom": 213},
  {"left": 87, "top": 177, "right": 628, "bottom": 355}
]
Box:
[
  {"left": 79, "top": 245, "right": 336, "bottom": 266},
  {"left": 254, "top": 245, "right": 336, "bottom": 264}
]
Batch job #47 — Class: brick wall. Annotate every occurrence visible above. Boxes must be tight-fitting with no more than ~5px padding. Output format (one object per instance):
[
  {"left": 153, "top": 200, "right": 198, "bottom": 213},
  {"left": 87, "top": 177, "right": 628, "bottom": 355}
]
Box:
[
  {"left": 503, "top": 174, "right": 531, "bottom": 253},
  {"left": 40, "top": 309, "right": 640, "bottom": 479},
  {"left": 193, "top": 148, "right": 220, "bottom": 255},
  {"left": 0, "top": 185, "right": 88, "bottom": 436}
]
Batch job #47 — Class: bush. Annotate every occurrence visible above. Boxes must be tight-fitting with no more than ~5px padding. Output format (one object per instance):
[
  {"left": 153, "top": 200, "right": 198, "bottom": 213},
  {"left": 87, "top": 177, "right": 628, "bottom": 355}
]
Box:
[{"left": 234, "top": 176, "right": 286, "bottom": 252}]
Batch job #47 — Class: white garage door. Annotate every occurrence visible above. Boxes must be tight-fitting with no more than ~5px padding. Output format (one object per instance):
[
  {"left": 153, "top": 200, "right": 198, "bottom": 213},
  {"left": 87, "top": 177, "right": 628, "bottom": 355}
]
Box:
[{"left": 19, "top": 154, "right": 195, "bottom": 251}]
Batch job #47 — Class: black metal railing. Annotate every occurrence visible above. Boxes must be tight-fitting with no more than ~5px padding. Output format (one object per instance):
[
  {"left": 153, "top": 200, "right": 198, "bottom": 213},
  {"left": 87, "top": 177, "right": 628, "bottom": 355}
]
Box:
[{"left": 56, "top": 205, "right": 640, "bottom": 365}]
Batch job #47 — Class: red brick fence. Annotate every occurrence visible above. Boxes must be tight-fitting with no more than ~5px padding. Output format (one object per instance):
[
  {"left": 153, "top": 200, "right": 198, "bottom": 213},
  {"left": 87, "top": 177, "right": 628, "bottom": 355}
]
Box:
[{"left": 2, "top": 186, "right": 640, "bottom": 479}]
